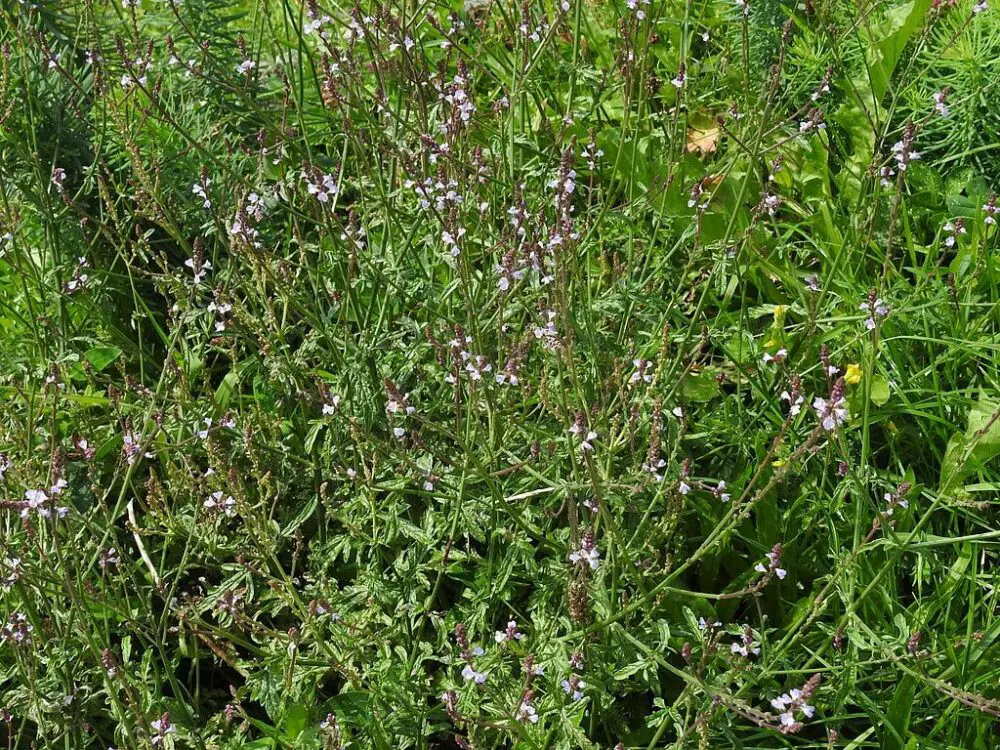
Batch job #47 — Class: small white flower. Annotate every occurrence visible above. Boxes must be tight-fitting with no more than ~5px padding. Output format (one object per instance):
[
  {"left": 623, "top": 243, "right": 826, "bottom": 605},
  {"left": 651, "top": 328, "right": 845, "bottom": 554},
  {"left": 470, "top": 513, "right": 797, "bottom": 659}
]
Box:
[
  {"left": 150, "top": 718, "right": 176, "bottom": 745},
  {"left": 730, "top": 640, "right": 759, "bottom": 657},
  {"left": 322, "top": 395, "right": 341, "bottom": 415},
  {"left": 569, "top": 546, "right": 600, "bottom": 570},
  {"left": 192, "top": 181, "right": 211, "bottom": 208},
  {"left": 461, "top": 664, "right": 487, "bottom": 684},
  {"left": 23, "top": 489, "right": 47, "bottom": 517},
  {"left": 204, "top": 491, "right": 236, "bottom": 516},
  {"left": 781, "top": 390, "right": 804, "bottom": 415},
  {"left": 516, "top": 701, "right": 539, "bottom": 723},
  {"left": 494, "top": 620, "right": 524, "bottom": 643},
  {"left": 813, "top": 394, "right": 848, "bottom": 430},
  {"left": 561, "top": 677, "right": 586, "bottom": 701},
  {"left": 933, "top": 90, "right": 949, "bottom": 118}
]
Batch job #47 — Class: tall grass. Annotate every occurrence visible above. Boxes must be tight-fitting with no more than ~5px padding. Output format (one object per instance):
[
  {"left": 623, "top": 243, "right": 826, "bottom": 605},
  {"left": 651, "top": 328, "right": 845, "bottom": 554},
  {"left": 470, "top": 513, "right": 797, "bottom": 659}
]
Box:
[{"left": 2, "top": 0, "right": 1000, "bottom": 748}]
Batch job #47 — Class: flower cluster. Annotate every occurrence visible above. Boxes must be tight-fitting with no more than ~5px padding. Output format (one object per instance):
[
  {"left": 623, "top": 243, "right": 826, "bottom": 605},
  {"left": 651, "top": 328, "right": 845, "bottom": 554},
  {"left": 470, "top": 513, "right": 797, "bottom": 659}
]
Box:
[
  {"left": 455, "top": 623, "right": 487, "bottom": 684},
  {"left": 494, "top": 620, "right": 524, "bottom": 644},
  {"left": 754, "top": 543, "right": 787, "bottom": 581},
  {"left": 882, "top": 481, "right": 911, "bottom": 517},
  {"left": 984, "top": 194, "right": 999, "bottom": 225},
  {"left": 204, "top": 491, "right": 236, "bottom": 517},
  {"left": 731, "top": 626, "right": 761, "bottom": 658},
  {"left": 569, "top": 413, "right": 598, "bottom": 452},
  {"left": 860, "top": 290, "right": 889, "bottom": 330},
  {"left": 184, "top": 242, "right": 212, "bottom": 285},
  {"left": 932, "top": 89, "right": 949, "bottom": 117},
  {"left": 150, "top": 713, "right": 177, "bottom": 746},
  {"left": 891, "top": 123, "right": 920, "bottom": 173},
  {"left": 517, "top": 690, "right": 540, "bottom": 723},
  {"left": 943, "top": 218, "right": 966, "bottom": 247},
  {"left": 561, "top": 673, "right": 586, "bottom": 701},
  {"left": 305, "top": 169, "right": 339, "bottom": 203},
  {"left": 21, "top": 488, "right": 69, "bottom": 520},
  {"left": 2, "top": 558, "right": 21, "bottom": 589},
  {"left": 769, "top": 674, "right": 821, "bottom": 733},
  {"left": 65, "top": 256, "right": 89, "bottom": 294},
  {"left": 569, "top": 529, "right": 600, "bottom": 570},
  {"left": 812, "top": 378, "right": 847, "bottom": 431},
  {"left": 1, "top": 613, "right": 32, "bottom": 647},
  {"left": 192, "top": 176, "right": 212, "bottom": 209}
]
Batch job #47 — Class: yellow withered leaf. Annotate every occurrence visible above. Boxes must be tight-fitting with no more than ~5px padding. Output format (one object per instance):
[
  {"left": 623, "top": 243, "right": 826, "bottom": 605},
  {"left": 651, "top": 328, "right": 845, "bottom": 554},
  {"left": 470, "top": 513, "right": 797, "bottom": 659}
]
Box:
[{"left": 686, "top": 125, "right": 719, "bottom": 155}]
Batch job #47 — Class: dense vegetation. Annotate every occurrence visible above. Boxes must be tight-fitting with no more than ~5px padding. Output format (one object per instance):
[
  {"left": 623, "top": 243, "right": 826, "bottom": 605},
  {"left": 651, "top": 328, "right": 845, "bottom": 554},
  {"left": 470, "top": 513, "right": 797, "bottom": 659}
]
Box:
[{"left": 3, "top": 0, "right": 1000, "bottom": 747}]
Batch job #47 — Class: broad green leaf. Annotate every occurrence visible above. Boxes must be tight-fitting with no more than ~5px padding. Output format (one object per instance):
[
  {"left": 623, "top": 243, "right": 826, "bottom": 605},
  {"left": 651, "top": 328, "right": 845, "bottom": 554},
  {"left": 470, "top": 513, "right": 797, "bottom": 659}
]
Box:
[
  {"left": 84, "top": 346, "right": 122, "bottom": 372},
  {"left": 940, "top": 397, "right": 1000, "bottom": 495},
  {"left": 870, "top": 376, "right": 891, "bottom": 406},
  {"left": 681, "top": 371, "right": 721, "bottom": 402},
  {"left": 866, "top": 0, "right": 933, "bottom": 108},
  {"left": 284, "top": 703, "right": 309, "bottom": 739}
]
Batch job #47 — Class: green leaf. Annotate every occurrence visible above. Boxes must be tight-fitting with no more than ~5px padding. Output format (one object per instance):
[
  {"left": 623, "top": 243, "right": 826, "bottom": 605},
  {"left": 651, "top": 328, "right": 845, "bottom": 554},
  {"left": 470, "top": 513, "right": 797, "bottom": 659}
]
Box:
[
  {"left": 940, "top": 396, "right": 1000, "bottom": 495},
  {"left": 681, "top": 371, "right": 721, "bottom": 402},
  {"left": 726, "top": 331, "right": 755, "bottom": 366},
  {"left": 61, "top": 392, "right": 110, "bottom": 407},
  {"left": 304, "top": 421, "right": 324, "bottom": 454},
  {"left": 282, "top": 496, "right": 318, "bottom": 536},
  {"left": 613, "top": 660, "right": 648, "bottom": 680},
  {"left": 870, "top": 376, "right": 891, "bottom": 406},
  {"left": 284, "top": 703, "right": 309, "bottom": 739},
  {"left": 214, "top": 370, "right": 239, "bottom": 412},
  {"left": 320, "top": 691, "right": 372, "bottom": 724},
  {"left": 83, "top": 346, "right": 122, "bottom": 372},
  {"left": 866, "top": 0, "right": 933, "bottom": 107},
  {"left": 883, "top": 675, "right": 916, "bottom": 750}
]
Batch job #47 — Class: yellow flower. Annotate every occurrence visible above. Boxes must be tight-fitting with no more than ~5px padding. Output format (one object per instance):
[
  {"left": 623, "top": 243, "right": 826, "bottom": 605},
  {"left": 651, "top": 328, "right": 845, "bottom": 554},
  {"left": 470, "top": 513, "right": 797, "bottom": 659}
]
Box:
[{"left": 845, "top": 363, "right": 862, "bottom": 385}]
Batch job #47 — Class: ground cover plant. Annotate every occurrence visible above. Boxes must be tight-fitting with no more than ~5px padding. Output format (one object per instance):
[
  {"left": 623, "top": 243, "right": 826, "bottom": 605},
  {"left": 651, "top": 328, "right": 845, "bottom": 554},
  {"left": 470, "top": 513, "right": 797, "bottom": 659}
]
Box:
[{"left": 3, "top": 0, "right": 1000, "bottom": 747}]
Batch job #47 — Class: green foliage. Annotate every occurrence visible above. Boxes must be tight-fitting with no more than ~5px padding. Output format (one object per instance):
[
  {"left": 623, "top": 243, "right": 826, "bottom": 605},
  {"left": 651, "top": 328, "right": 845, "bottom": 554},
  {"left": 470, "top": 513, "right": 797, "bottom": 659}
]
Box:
[{"left": 1, "top": 0, "right": 1000, "bottom": 748}]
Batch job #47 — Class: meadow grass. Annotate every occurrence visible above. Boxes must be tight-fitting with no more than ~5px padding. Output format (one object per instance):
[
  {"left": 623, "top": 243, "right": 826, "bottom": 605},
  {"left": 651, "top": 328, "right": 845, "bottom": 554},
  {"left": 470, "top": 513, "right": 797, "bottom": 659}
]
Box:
[{"left": 2, "top": 0, "right": 1000, "bottom": 747}]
